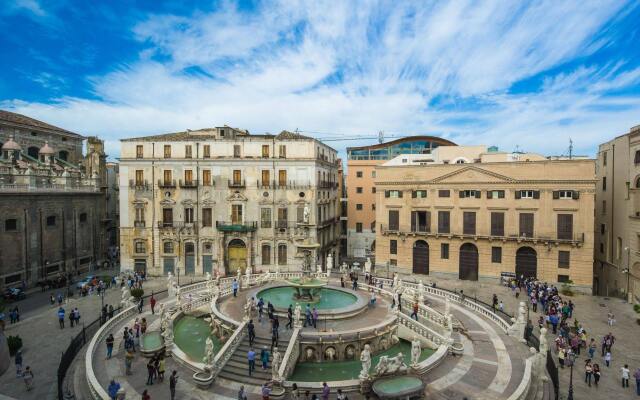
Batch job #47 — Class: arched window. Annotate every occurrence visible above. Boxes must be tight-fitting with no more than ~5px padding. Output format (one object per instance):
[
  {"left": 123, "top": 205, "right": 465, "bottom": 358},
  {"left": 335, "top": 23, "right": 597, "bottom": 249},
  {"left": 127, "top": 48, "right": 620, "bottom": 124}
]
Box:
[
  {"left": 261, "top": 244, "right": 271, "bottom": 265},
  {"left": 163, "top": 241, "right": 174, "bottom": 254},
  {"left": 455, "top": 159, "right": 466, "bottom": 164},
  {"left": 635, "top": 176, "right": 640, "bottom": 189},
  {"left": 278, "top": 244, "right": 287, "bottom": 265},
  {"left": 27, "top": 146, "right": 39, "bottom": 159},
  {"left": 58, "top": 150, "right": 69, "bottom": 161}
]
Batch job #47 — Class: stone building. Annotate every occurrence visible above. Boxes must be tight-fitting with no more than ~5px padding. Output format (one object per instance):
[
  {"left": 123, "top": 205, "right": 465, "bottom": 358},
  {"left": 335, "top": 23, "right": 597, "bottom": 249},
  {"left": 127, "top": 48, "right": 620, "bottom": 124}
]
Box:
[
  {"left": 374, "top": 153, "right": 596, "bottom": 290},
  {"left": 118, "top": 126, "right": 339, "bottom": 277},
  {"left": 594, "top": 124, "right": 640, "bottom": 301},
  {"left": 345, "top": 136, "right": 457, "bottom": 262},
  {"left": 0, "top": 110, "right": 108, "bottom": 288}
]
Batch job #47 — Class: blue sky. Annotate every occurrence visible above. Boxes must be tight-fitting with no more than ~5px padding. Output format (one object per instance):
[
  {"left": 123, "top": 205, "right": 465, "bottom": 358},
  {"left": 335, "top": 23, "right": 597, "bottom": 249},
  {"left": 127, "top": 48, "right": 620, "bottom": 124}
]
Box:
[{"left": 1, "top": 0, "right": 639, "bottom": 159}]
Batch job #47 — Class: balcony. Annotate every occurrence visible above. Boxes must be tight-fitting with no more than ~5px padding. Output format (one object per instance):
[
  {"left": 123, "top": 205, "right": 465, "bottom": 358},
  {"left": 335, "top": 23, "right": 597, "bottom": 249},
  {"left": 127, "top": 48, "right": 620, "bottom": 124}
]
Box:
[
  {"left": 156, "top": 221, "right": 198, "bottom": 235},
  {"left": 228, "top": 179, "right": 246, "bottom": 188},
  {"left": 129, "top": 179, "right": 151, "bottom": 191},
  {"left": 256, "top": 180, "right": 312, "bottom": 189},
  {"left": 216, "top": 221, "right": 257, "bottom": 232},
  {"left": 179, "top": 179, "right": 199, "bottom": 188},
  {"left": 158, "top": 179, "right": 177, "bottom": 188},
  {"left": 318, "top": 181, "right": 338, "bottom": 190},
  {"left": 276, "top": 220, "right": 288, "bottom": 229}
]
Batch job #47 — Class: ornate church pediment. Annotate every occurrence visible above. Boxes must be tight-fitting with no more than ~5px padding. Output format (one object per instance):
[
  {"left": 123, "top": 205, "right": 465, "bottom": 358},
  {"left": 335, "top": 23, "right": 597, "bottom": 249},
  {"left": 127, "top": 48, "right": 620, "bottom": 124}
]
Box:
[
  {"left": 202, "top": 198, "right": 216, "bottom": 207},
  {"left": 181, "top": 199, "right": 196, "bottom": 206},
  {"left": 431, "top": 166, "right": 515, "bottom": 183},
  {"left": 226, "top": 191, "right": 248, "bottom": 202},
  {"left": 160, "top": 198, "right": 176, "bottom": 206}
]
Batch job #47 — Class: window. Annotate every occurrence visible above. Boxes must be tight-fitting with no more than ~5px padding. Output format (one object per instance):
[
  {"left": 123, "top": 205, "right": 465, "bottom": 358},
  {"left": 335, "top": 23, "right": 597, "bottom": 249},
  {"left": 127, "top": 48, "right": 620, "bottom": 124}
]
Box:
[
  {"left": 46, "top": 215, "right": 56, "bottom": 226},
  {"left": 356, "top": 223, "right": 363, "bottom": 233},
  {"left": 602, "top": 177, "right": 607, "bottom": 191},
  {"left": 491, "top": 247, "right": 502, "bottom": 263},
  {"left": 278, "top": 244, "right": 287, "bottom": 265},
  {"left": 136, "top": 145, "right": 143, "bottom": 158},
  {"left": 219, "top": 129, "right": 225, "bottom": 137},
  {"left": 557, "top": 274, "right": 570, "bottom": 283},
  {"left": 602, "top": 151, "right": 607, "bottom": 166},
  {"left": 635, "top": 150, "right": 640, "bottom": 164},
  {"left": 557, "top": 190, "right": 576, "bottom": 199},
  {"left": 600, "top": 242, "right": 604, "bottom": 254},
  {"left": 202, "top": 208, "right": 212, "bottom": 227},
  {"left": 5, "top": 219, "right": 17, "bottom": 231},
  {"left": 600, "top": 224, "right": 605, "bottom": 235},
  {"left": 557, "top": 214, "right": 573, "bottom": 240},
  {"left": 438, "top": 190, "right": 450, "bottom": 198},
  {"left": 463, "top": 212, "right": 476, "bottom": 235},
  {"left": 459, "top": 190, "right": 481, "bottom": 199},
  {"left": 558, "top": 251, "right": 570, "bottom": 268},
  {"left": 411, "top": 211, "right": 430, "bottom": 232},
  {"left": 261, "top": 170, "right": 271, "bottom": 187},
  {"left": 184, "top": 170, "right": 193, "bottom": 185},
  {"left": 203, "top": 145, "right": 211, "bottom": 158},
  {"left": 135, "top": 240, "right": 146, "bottom": 254},
  {"left": 371, "top": 171, "right": 376, "bottom": 178},
  {"left": 356, "top": 187, "right": 363, "bottom": 194},
  {"left": 185, "top": 207, "right": 194, "bottom": 223},
  {"left": 616, "top": 237, "right": 622, "bottom": 259},
  {"left": 389, "top": 259, "right": 397, "bottom": 266},
  {"left": 163, "top": 170, "right": 172, "bottom": 185},
  {"left": 602, "top": 200, "right": 606, "bottom": 214},
  {"left": 356, "top": 204, "right": 363, "bottom": 210},
  {"left": 516, "top": 190, "right": 539, "bottom": 199},
  {"left": 490, "top": 212, "right": 505, "bottom": 236},
  {"left": 135, "top": 208, "right": 145, "bottom": 226},
  {"left": 277, "top": 208, "right": 288, "bottom": 228},
  {"left": 388, "top": 210, "right": 399, "bottom": 231},
  {"left": 262, "top": 244, "right": 271, "bottom": 265},
  {"left": 135, "top": 170, "right": 144, "bottom": 186},
  {"left": 279, "top": 145, "right": 286, "bottom": 158},
  {"left": 487, "top": 190, "right": 505, "bottom": 199},
  {"left": 384, "top": 190, "right": 403, "bottom": 198},
  {"left": 370, "top": 221, "right": 376, "bottom": 232},
  {"left": 185, "top": 145, "right": 192, "bottom": 158},
  {"left": 233, "top": 145, "right": 241, "bottom": 158},
  {"left": 233, "top": 170, "right": 242, "bottom": 185},
  {"left": 260, "top": 208, "right": 271, "bottom": 228},
  {"left": 202, "top": 170, "right": 211, "bottom": 186},
  {"left": 163, "top": 208, "right": 173, "bottom": 226},
  {"left": 278, "top": 170, "right": 287, "bottom": 186},
  {"left": 296, "top": 206, "right": 304, "bottom": 223},
  {"left": 372, "top": 204, "right": 376, "bottom": 211},
  {"left": 412, "top": 190, "right": 427, "bottom": 198},
  {"left": 79, "top": 212, "right": 87, "bottom": 223},
  {"left": 356, "top": 171, "right": 363, "bottom": 178},
  {"left": 519, "top": 213, "right": 534, "bottom": 237},
  {"left": 437, "top": 211, "right": 450, "bottom": 234},
  {"left": 163, "top": 242, "right": 174, "bottom": 254},
  {"left": 231, "top": 204, "right": 243, "bottom": 224},
  {"left": 441, "top": 243, "right": 449, "bottom": 259},
  {"left": 262, "top": 145, "right": 270, "bottom": 158},
  {"left": 164, "top": 145, "right": 171, "bottom": 158},
  {"left": 372, "top": 187, "right": 376, "bottom": 194},
  {"left": 390, "top": 240, "right": 397, "bottom": 255}
]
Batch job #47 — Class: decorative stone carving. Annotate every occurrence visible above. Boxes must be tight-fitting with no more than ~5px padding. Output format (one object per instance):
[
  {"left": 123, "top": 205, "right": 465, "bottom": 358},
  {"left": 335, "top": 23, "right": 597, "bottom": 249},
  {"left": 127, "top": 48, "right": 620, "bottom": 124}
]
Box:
[
  {"left": 272, "top": 347, "right": 282, "bottom": 381},
  {"left": 326, "top": 253, "right": 333, "bottom": 271},
  {"left": 417, "top": 280, "right": 425, "bottom": 303},
  {"left": 203, "top": 336, "right": 215, "bottom": 364},
  {"left": 325, "top": 347, "right": 336, "bottom": 361},
  {"left": 364, "top": 257, "right": 371, "bottom": 274},
  {"left": 167, "top": 272, "right": 176, "bottom": 298},
  {"left": 374, "top": 353, "right": 407, "bottom": 377},
  {"left": 303, "top": 205, "right": 310, "bottom": 223},
  {"left": 120, "top": 286, "right": 132, "bottom": 308},
  {"left": 294, "top": 304, "right": 302, "bottom": 328},
  {"left": 411, "top": 336, "right": 421, "bottom": 367},
  {"left": 243, "top": 297, "right": 252, "bottom": 321},
  {"left": 359, "top": 344, "right": 372, "bottom": 380},
  {"left": 507, "top": 301, "right": 527, "bottom": 342}
]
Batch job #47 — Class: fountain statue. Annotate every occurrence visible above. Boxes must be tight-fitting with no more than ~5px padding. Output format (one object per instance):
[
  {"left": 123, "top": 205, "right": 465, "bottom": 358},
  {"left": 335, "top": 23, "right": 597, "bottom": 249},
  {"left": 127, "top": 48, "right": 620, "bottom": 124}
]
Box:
[
  {"left": 445, "top": 314, "right": 453, "bottom": 337},
  {"left": 287, "top": 240, "right": 326, "bottom": 303},
  {"left": 120, "top": 286, "right": 132, "bottom": 308},
  {"left": 444, "top": 296, "right": 451, "bottom": 316},
  {"left": 271, "top": 347, "right": 282, "bottom": 381},
  {"left": 393, "top": 273, "right": 398, "bottom": 288},
  {"left": 236, "top": 268, "right": 242, "bottom": 286},
  {"left": 359, "top": 344, "right": 372, "bottom": 379},
  {"left": 245, "top": 266, "right": 252, "bottom": 285},
  {"left": 326, "top": 253, "right": 333, "bottom": 271},
  {"left": 243, "top": 297, "right": 253, "bottom": 321},
  {"left": 203, "top": 336, "right": 215, "bottom": 364},
  {"left": 364, "top": 257, "right": 371, "bottom": 274},
  {"left": 341, "top": 262, "right": 347, "bottom": 273},
  {"left": 206, "top": 272, "right": 211, "bottom": 282},
  {"left": 167, "top": 272, "right": 176, "bottom": 298},
  {"left": 293, "top": 304, "right": 302, "bottom": 328},
  {"left": 303, "top": 204, "right": 310, "bottom": 224},
  {"left": 374, "top": 353, "right": 407, "bottom": 376},
  {"left": 175, "top": 287, "right": 182, "bottom": 309},
  {"left": 392, "top": 290, "right": 400, "bottom": 313},
  {"left": 417, "top": 280, "right": 425, "bottom": 302},
  {"left": 161, "top": 313, "right": 173, "bottom": 345},
  {"left": 158, "top": 303, "right": 166, "bottom": 327},
  {"left": 411, "top": 336, "right": 421, "bottom": 367}
]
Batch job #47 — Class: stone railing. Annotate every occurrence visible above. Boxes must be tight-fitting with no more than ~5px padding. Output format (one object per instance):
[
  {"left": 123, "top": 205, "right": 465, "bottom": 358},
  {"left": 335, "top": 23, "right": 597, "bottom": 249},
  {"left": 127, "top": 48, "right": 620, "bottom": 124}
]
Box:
[
  {"left": 397, "top": 312, "right": 451, "bottom": 348},
  {"left": 179, "top": 280, "right": 208, "bottom": 294},
  {"left": 506, "top": 355, "right": 535, "bottom": 400},
  {"left": 300, "top": 315, "right": 397, "bottom": 343},
  {"left": 278, "top": 327, "right": 301, "bottom": 380},
  {"left": 210, "top": 320, "right": 247, "bottom": 381},
  {"left": 85, "top": 304, "right": 138, "bottom": 399}
]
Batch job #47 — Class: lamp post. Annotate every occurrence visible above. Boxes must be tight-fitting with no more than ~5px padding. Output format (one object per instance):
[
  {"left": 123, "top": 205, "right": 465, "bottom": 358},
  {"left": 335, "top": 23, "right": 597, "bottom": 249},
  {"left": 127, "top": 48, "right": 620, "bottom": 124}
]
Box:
[{"left": 567, "top": 351, "right": 576, "bottom": 400}]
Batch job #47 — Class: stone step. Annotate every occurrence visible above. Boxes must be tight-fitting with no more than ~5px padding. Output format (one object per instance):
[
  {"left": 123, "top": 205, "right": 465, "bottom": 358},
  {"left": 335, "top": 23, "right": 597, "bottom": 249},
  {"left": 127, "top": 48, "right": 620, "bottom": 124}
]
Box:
[
  {"left": 225, "top": 358, "right": 275, "bottom": 372},
  {"left": 218, "top": 370, "right": 272, "bottom": 387},
  {"left": 222, "top": 362, "right": 274, "bottom": 379}
]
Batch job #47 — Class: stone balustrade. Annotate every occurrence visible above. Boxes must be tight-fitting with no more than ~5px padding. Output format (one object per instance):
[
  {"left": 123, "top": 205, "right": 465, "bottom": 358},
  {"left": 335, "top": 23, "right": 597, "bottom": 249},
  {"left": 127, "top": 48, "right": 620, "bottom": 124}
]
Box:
[
  {"left": 209, "top": 320, "right": 247, "bottom": 381},
  {"left": 278, "top": 327, "right": 301, "bottom": 380},
  {"left": 397, "top": 312, "right": 451, "bottom": 347}
]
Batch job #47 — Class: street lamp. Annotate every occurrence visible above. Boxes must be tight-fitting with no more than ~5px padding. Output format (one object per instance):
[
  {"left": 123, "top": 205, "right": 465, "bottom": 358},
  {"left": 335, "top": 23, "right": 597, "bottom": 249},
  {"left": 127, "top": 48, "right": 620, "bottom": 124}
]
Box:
[{"left": 566, "top": 351, "right": 576, "bottom": 400}]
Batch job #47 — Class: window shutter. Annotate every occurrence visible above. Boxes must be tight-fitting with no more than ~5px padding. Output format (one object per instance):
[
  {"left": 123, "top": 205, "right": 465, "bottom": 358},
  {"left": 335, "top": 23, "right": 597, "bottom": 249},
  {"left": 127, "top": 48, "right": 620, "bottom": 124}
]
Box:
[
  {"left": 573, "top": 191, "right": 580, "bottom": 199},
  {"left": 459, "top": 191, "right": 465, "bottom": 198},
  {"left": 533, "top": 191, "right": 540, "bottom": 199},
  {"left": 552, "top": 191, "right": 559, "bottom": 199},
  {"left": 425, "top": 211, "right": 431, "bottom": 232},
  {"left": 515, "top": 191, "right": 521, "bottom": 199},
  {"left": 487, "top": 191, "right": 493, "bottom": 199},
  {"left": 475, "top": 190, "right": 481, "bottom": 199},
  {"left": 398, "top": 191, "right": 403, "bottom": 198},
  {"left": 385, "top": 190, "right": 390, "bottom": 198},
  {"left": 499, "top": 190, "right": 505, "bottom": 199},
  {"left": 412, "top": 191, "right": 417, "bottom": 198},
  {"left": 411, "top": 211, "right": 416, "bottom": 232}
]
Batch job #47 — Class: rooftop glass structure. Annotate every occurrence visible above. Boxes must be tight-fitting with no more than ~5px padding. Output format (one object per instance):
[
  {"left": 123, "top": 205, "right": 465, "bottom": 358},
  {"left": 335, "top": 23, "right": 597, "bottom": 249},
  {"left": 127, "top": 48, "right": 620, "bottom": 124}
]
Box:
[{"left": 346, "top": 136, "right": 457, "bottom": 161}]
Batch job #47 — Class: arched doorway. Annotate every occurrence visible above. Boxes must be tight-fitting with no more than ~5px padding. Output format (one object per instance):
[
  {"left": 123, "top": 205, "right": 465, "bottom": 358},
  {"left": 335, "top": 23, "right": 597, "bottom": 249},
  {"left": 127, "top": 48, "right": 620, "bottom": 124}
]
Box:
[
  {"left": 227, "top": 239, "right": 247, "bottom": 275},
  {"left": 27, "top": 146, "right": 39, "bottom": 159},
  {"left": 184, "top": 242, "right": 195, "bottom": 275},
  {"left": 515, "top": 247, "right": 537, "bottom": 279},
  {"left": 459, "top": 243, "right": 479, "bottom": 281},
  {"left": 412, "top": 240, "right": 429, "bottom": 274}
]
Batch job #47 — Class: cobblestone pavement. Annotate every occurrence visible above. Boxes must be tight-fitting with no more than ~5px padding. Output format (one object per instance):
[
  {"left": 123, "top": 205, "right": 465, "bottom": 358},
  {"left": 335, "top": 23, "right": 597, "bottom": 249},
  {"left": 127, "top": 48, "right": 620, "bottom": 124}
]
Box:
[{"left": 0, "top": 276, "right": 167, "bottom": 400}]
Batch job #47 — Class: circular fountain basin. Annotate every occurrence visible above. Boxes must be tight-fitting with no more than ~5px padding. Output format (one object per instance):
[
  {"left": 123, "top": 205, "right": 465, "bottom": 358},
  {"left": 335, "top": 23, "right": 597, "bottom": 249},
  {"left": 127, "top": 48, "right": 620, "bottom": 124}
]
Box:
[
  {"left": 253, "top": 285, "right": 367, "bottom": 320},
  {"left": 173, "top": 316, "right": 222, "bottom": 362},
  {"left": 140, "top": 331, "right": 165, "bottom": 358},
  {"left": 372, "top": 375, "right": 424, "bottom": 399}
]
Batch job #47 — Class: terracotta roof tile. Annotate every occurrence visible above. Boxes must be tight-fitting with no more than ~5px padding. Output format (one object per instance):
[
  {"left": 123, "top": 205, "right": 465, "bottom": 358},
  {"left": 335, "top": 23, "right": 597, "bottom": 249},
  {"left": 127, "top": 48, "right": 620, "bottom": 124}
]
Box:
[{"left": 0, "top": 110, "right": 83, "bottom": 138}]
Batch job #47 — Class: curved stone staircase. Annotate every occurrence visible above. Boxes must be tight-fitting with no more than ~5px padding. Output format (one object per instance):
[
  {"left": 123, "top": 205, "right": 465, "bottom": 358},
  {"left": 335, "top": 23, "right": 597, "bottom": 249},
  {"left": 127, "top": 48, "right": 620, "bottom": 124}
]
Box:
[{"left": 218, "top": 335, "right": 290, "bottom": 387}]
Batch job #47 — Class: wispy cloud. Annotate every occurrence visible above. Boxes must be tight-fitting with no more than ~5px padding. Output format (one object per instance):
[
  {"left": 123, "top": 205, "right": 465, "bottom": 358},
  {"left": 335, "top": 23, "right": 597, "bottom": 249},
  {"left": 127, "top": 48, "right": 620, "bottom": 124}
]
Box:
[{"left": 1, "top": 0, "right": 639, "bottom": 158}]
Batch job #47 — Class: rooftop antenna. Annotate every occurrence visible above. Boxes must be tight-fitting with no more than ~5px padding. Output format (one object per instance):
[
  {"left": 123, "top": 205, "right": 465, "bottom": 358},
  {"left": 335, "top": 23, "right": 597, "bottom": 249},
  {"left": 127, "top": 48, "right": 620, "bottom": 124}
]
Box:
[
  {"left": 568, "top": 138, "right": 573, "bottom": 160},
  {"left": 378, "top": 130, "right": 384, "bottom": 144}
]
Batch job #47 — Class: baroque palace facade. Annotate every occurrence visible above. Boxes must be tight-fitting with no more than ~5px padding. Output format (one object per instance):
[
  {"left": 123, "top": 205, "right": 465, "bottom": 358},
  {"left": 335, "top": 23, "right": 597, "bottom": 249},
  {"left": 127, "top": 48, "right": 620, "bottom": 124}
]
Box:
[
  {"left": 374, "top": 153, "right": 596, "bottom": 290},
  {"left": 119, "top": 126, "right": 340, "bottom": 277}
]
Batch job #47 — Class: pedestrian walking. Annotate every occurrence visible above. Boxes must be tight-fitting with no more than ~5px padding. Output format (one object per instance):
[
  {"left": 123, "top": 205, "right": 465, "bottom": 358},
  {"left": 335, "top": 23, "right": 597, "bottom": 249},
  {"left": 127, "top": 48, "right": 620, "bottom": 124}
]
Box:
[
  {"left": 321, "top": 382, "right": 330, "bottom": 400},
  {"left": 22, "top": 365, "right": 34, "bottom": 391},
  {"left": 248, "top": 320, "right": 256, "bottom": 346},
  {"left": 261, "top": 346, "right": 270, "bottom": 369},
  {"left": 15, "top": 350, "right": 23, "bottom": 377},
  {"left": 588, "top": 338, "right": 597, "bottom": 359},
  {"left": 169, "top": 370, "right": 178, "bottom": 400},
  {"left": 107, "top": 379, "right": 120, "bottom": 400},
  {"left": 605, "top": 351, "right": 611, "bottom": 367},
  {"left": 621, "top": 364, "right": 630, "bottom": 388},
  {"left": 634, "top": 367, "right": 640, "bottom": 395},
  {"left": 158, "top": 357, "right": 165, "bottom": 382},
  {"left": 146, "top": 359, "right": 155, "bottom": 385},
  {"left": 138, "top": 297, "right": 144, "bottom": 313},
  {"left": 261, "top": 381, "right": 272, "bottom": 400},
  {"left": 585, "top": 360, "right": 593, "bottom": 387},
  {"left": 58, "top": 307, "right": 65, "bottom": 329},
  {"left": 232, "top": 278, "right": 239, "bottom": 297},
  {"left": 410, "top": 301, "right": 419, "bottom": 320},
  {"left": 286, "top": 305, "right": 293, "bottom": 329},
  {"left": 106, "top": 334, "right": 115, "bottom": 359},
  {"left": 593, "top": 363, "right": 601, "bottom": 387},
  {"left": 125, "top": 349, "right": 134, "bottom": 375},
  {"left": 150, "top": 294, "right": 156, "bottom": 314},
  {"left": 238, "top": 385, "right": 248, "bottom": 400},
  {"left": 607, "top": 310, "right": 615, "bottom": 326},
  {"left": 247, "top": 348, "right": 256, "bottom": 376}
]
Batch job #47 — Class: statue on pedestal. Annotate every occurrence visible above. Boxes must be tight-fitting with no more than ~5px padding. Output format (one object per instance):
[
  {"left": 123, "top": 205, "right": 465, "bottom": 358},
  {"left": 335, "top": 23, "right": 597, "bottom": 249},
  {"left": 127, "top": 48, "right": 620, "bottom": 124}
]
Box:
[
  {"left": 326, "top": 253, "right": 333, "bottom": 271},
  {"left": 393, "top": 273, "right": 398, "bottom": 288},
  {"left": 167, "top": 272, "right": 176, "bottom": 298},
  {"left": 417, "top": 280, "right": 425, "bottom": 302},
  {"left": 411, "top": 336, "right": 421, "bottom": 367},
  {"left": 303, "top": 205, "right": 310, "bottom": 224},
  {"left": 364, "top": 258, "right": 371, "bottom": 274},
  {"left": 294, "top": 304, "right": 302, "bottom": 328},
  {"left": 120, "top": 286, "right": 131, "bottom": 308},
  {"left": 243, "top": 297, "right": 252, "bottom": 321},
  {"left": 359, "top": 344, "right": 372, "bottom": 379},
  {"left": 271, "top": 347, "right": 282, "bottom": 381},
  {"left": 444, "top": 296, "right": 451, "bottom": 316},
  {"left": 203, "top": 336, "right": 215, "bottom": 364}
]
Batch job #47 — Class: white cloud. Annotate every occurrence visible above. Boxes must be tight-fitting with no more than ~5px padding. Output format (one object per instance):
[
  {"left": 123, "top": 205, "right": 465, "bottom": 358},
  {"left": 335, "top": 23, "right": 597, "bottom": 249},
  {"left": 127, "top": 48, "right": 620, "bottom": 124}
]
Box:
[{"left": 2, "top": 0, "right": 639, "bottom": 159}]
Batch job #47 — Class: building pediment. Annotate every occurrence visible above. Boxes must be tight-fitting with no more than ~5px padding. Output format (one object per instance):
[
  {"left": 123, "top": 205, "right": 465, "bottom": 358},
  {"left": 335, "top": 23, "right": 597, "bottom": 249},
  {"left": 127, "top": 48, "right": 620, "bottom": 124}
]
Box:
[
  {"left": 160, "top": 198, "right": 176, "bottom": 206},
  {"left": 181, "top": 199, "right": 196, "bottom": 206},
  {"left": 431, "top": 166, "right": 515, "bottom": 184},
  {"left": 226, "top": 191, "right": 248, "bottom": 202}
]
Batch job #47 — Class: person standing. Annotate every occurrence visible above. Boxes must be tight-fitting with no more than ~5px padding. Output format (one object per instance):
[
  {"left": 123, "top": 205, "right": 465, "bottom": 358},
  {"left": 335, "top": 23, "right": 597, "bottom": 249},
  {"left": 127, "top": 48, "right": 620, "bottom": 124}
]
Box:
[
  {"left": 146, "top": 359, "right": 155, "bottom": 385},
  {"left": 247, "top": 348, "right": 256, "bottom": 376},
  {"left": 588, "top": 338, "right": 597, "bottom": 359},
  {"left": 585, "top": 360, "right": 593, "bottom": 387},
  {"left": 150, "top": 294, "right": 156, "bottom": 314},
  {"left": 238, "top": 385, "right": 248, "bottom": 400},
  {"left": 410, "top": 302, "right": 419, "bottom": 320},
  {"left": 22, "top": 366, "right": 34, "bottom": 391},
  {"left": 232, "top": 278, "right": 239, "bottom": 297},
  {"left": 304, "top": 304, "right": 311, "bottom": 327},
  {"left": 248, "top": 320, "right": 256, "bottom": 346},
  {"left": 107, "top": 379, "right": 120, "bottom": 400},
  {"left": 125, "top": 349, "right": 134, "bottom": 375},
  {"left": 621, "top": 364, "right": 630, "bottom": 388},
  {"left": 286, "top": 305, "right": 293, "bottom": 329},
  {"left": 169, "top": 370, "right": 178, "bottom": 400},
  {"left": 138, "top": 297, "right": 144, "bottom": 313},
  {"left": 158, "top": 357, "right": 166, "bottom": 382},
  {"left": 312, "top": 307, "right": 318, "bottom": 329},
  {"left": 605, "top": 351, "right": 611, "bottom": 367},
  {"left": 261, "top": 346, "right": 270, "bottom": 370},
  {"left": 593, "top": 363, "right": 601, "bottom": 387},
  {"left": 58, "top": 307, "right": 65, "bottom": 329},
  {"left": 634, "top": 367, "right": 640, "bottom": 395},
  {"left": 106, "top": 334, "right": 115, "bottom": 359},
  {"left": 15, "top": 350, "right": 23, "bottom": 377},
  {"left": 321, "top": 382, "right": 330, "bottom": 400}
]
